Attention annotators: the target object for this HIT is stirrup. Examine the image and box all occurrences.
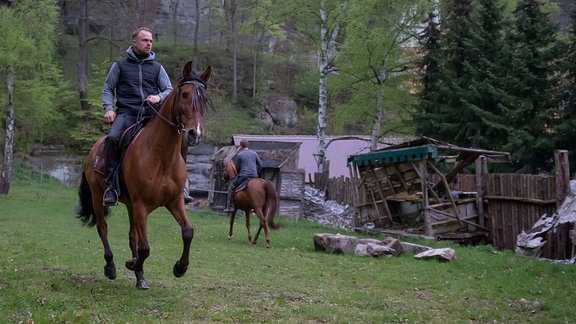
[183,188,194,204]
[103,187,119,206]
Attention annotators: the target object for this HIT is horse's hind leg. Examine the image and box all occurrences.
[244,211,253,244]
[93,199,117,279]
[253,208,270,248]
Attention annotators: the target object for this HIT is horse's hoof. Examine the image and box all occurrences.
[125,259,136,271]
[228,235,233,240]
[136,279,150,290]
[104,263,117,280]
[173,261,188,278]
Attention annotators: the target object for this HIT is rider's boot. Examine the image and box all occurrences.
[103,138,120,206]
[183,178,194,204]
[181,143,194,204]
[223,185,235,212]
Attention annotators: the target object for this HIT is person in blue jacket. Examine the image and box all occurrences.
[101,27,193,206]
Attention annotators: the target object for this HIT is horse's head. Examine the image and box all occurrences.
[222,159,238,182]
[175,61,212,146]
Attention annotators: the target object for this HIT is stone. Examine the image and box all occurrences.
[382,237,404,256]
[261,93,298,127]
[354,244,371,257]
[414,248,456,261]
[313,233,358,254]
[400,242,433,254]
[366,243,395,257]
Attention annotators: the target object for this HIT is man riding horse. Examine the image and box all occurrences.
[224,139,262,213]
[101,27,193,206]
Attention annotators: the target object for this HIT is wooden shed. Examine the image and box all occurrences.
[209,141,305,218]
[347,137,510,240]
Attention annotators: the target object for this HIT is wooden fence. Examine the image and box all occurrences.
[314,169,572,259]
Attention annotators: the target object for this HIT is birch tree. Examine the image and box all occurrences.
[279,0,344,173]
[0,0,60,194]
[334,0,432,150]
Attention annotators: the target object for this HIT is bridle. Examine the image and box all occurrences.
[144,78,207,134]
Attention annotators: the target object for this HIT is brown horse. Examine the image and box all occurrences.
[75,61,211,289]
[222,159,281,248]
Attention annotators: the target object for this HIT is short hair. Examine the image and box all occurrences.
[131,27,152,40]
[239,139,249,149]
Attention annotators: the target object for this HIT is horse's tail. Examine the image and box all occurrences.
[75,171,109,227]
[264,180,281,229]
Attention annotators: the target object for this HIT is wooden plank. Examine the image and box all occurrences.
[371,169,394,225]
[427,161,463,226]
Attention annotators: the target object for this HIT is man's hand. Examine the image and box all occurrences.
[104,110,116,124]
[146,95,161,104]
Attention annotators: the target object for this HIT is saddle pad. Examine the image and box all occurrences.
[92,139,107,175]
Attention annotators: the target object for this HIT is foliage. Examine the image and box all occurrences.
[555,4,576,170]
[1,177,576,322]
[331,0,430,138]
[0,0,66,151]
[501,0,565,172]
[5,0,576,176]
[416,0,567,173]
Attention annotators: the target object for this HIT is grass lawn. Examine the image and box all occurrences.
[1,173,575,323]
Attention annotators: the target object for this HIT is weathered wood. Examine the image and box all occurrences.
[555,150,569,207]
[475,156,488,229]
[340,147,570,259]
[483,196,556,205]
[427,161,463,226]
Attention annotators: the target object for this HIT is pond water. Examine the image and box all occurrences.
[27,154,85,187]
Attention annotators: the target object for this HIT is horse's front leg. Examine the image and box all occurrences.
[124,206,150,290]
[228,210,236,240]
[167,204,194,278]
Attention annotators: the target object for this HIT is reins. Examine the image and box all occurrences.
[143,101,185,133]
[141,79,207,134]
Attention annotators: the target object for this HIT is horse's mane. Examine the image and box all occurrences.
[156,71,212,123]
[176,72,212,115]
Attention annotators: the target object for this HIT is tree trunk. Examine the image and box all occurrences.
[226,0,238,102]
[317,1,336,173]
[1,65,15,195]
[77,0,89,110]
[193,0,200,64]
[170,0,180,46]
[252,22,259,100]
[371,80,384,151]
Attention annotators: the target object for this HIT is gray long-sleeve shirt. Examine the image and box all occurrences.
[235,149,262,178]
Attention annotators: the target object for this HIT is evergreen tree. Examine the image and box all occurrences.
[416,10,444,138]
[554,1,576,170]
[503,0,564,172]
[416,0,481,145]
[459,0,512,150]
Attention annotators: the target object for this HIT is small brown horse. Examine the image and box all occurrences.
[223,159,281,248]
[75,61,211,289]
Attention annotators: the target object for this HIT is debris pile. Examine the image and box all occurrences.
[303,187,354,230]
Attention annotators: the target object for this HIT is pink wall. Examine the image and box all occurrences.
[233,135,406,180]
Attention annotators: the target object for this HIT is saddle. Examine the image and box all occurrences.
[234,177,257,193]
[234,180,248,192]
[92,123,143,175]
